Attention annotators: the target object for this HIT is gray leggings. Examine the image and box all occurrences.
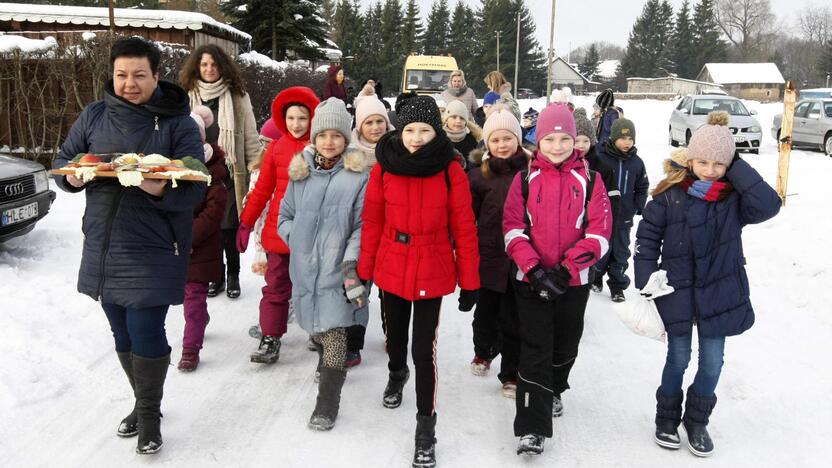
[312,327,347,370]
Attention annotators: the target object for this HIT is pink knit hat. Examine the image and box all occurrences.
[354,96,393,134]
[189,104,214,162]
[687,111,736,166]
[259,118,283,141]
[536,103,576,145]
[483,108,522,145]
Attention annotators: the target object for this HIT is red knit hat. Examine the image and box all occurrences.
[536,103,576,145]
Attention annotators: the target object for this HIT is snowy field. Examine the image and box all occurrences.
[1,97,830,467]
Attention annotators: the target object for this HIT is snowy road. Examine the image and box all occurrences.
[1,98,829,467]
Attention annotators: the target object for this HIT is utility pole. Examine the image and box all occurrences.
[514,10,521,98]
[496,30,502,71]
[827,73,830,88]
[546,0,557,105]
[109,0,115,32]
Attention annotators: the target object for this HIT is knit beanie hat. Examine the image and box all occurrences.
[573,108,597,144]
[596,88,615,109]
[610,118,636,144]
[190,104,213,162]
[311,97,353,144]
[535,103,576,144]
[687,111,736,166]
[445,99,469,122]
[483,91,501,106]
[523,107,539,127]
[396,95,443,135]
[355,96,393,135]
[483,108,522,146]
[259,117,282,141]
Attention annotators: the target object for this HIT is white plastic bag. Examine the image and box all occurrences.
[616,270,673,342]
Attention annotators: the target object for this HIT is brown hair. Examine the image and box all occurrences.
[180,44,246,96]
[652,149,690,196]
[483,71,508,92]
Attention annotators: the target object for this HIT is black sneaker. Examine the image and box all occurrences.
[250,336,281,364]
[552,393,564,418]
[684,423,714,457]
[611,289,626,303]
[226,274,241,299]
[655,421,681,449]
[383,367,410,409]
[517,434,545,455]
[207,279,225,298]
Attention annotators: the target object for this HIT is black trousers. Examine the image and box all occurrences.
[513,281,590,437]
[471,283,521,383]
[593,222,632,291]
[221,228,240,277]
[383,290,442,416]
[345,287,385,352]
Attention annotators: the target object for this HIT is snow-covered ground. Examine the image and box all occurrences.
[1,98,830,467]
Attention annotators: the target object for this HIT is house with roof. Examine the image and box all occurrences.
[627,75,724,96]
[0,2,250,57]
[696,63,785,102]
[550,56,599,94]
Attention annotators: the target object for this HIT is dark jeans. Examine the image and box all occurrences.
[513,281,590,437]
[221,228,240,277]
[102,303,170,358]
[471,284,520,383]
[382,290,442,417]
[660,329,725,398]
[592,221,632,290]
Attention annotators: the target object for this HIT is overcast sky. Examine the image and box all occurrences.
[359,0,818,56]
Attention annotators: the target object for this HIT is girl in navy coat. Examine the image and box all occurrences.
[634,112,780,457]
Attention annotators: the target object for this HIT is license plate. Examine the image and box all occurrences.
[1,202,38,226]
[734,135,745,142]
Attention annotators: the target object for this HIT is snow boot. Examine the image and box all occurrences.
[226,274,241,299]
[591,275,603,293]
[207,278,224,297]
[654,388,683,449]
[132,352,169,455]
[683,387,717,457]
[552,393,564,418]
[308,367,347,431]
[344,351,362,368]
[517,434,545,456]
[383,366,410,409]
[116,351,138,438]
[470,356,491,376]
[177,347,200,372]
[250,335,281,364]
[610,288,625,303]
[412,413,437,468]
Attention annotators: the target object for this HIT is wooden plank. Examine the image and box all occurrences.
[776,80,796,206]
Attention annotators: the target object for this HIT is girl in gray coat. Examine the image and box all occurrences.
[277,98,370,431]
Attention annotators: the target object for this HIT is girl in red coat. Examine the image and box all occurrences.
[178,106,228,372]
[358,96,480,468]
[502,104,612,456]
[236,86,320,364]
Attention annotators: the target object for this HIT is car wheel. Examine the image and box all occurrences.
[685,129,692,146]
[825,133,832,157]
[668,127,678,147]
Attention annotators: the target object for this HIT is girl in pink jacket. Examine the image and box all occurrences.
[502,103,612,456]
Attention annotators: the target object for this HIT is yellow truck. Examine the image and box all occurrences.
[401,54,459,95]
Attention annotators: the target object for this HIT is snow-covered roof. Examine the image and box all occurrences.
[552,56,599,85]
[0,2,251,42]
[627,76,721,87]
[597,59,619,79]
[701,63,785,85]
[238,50,289,72]
[0,34,56,53]
[320,47,342,60]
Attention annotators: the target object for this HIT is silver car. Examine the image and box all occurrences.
[771,99,832,156]
[0,154,55,243]
[669,95,763,154]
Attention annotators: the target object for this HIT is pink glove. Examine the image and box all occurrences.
[236,223,252,253]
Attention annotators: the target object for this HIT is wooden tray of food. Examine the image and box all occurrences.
[51,167,209,182]
[50,153,210,185]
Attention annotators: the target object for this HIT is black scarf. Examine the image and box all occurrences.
[375,131,457,177]
[603,139,638,161]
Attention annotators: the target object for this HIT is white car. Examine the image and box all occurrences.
[669,95,763,154]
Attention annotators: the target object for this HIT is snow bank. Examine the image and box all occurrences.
[238,50,289,72]
[0,34,56,54]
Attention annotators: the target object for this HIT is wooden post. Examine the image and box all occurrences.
[776,80,796,206]
[108,0,115,32]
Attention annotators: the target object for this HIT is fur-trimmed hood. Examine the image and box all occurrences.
[288,146,367,181]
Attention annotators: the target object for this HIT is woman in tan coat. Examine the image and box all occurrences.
[441,69,478,117]
[181,44,263,299]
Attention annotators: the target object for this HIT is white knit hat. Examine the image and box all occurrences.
[444,100,469,122]
[311,97,353,144]
[483,108,522,146]
[354,96,393,135]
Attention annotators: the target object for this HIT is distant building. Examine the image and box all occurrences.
[0,2,250,57]
[696,63,785,102]
[627,76,724,96]
[550,56,599,94]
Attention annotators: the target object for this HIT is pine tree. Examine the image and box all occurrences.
[401,0,425,56]
[656,0,676,74]
[691,0,727,76]
[507,0,546,94]
[321,0,336,26]
[332,0,362,61]
[672,0,697,78]
[378,0,404,91]
[448,1,477,76]
[579,43,601,81]
[618,0,675,80]
[423,0,452,55]
[354,2,385,82]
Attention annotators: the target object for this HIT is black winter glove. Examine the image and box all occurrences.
[458,289,479,312]
[548,264,572,293]
[527,265,564,302]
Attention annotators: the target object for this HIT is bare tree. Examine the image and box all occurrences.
[716,0,776,58]
[797,4,832,44]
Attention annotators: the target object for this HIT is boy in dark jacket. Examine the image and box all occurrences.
[593,118,649,302]
[595,89,623,146]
